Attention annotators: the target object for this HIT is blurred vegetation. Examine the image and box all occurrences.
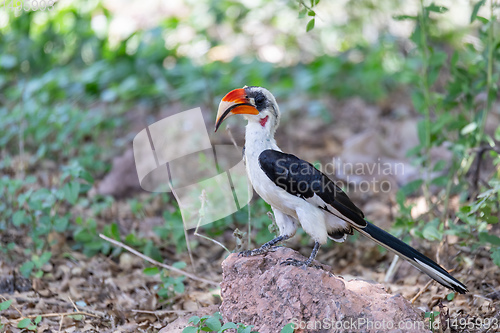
[0,1,499,322]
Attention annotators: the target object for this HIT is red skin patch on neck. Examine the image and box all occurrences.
[260,116,269,127]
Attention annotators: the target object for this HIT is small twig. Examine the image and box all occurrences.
[384,255,400,283]
[99,234,219,286]
[59,315,63,332]
[132,309,198,315]
[436,221,449,267]
[165,164,196,272]
[299,0,323,20]
[133,309,160,321]
[194,190,230,254]
[224,125,239,149]
[411,279,435,304]
[469,145,500,197]
[68,296,79,312]
[23,311,100,319]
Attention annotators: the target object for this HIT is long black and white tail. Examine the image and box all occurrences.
[354,220,468,294]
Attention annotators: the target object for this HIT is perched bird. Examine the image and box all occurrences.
[215,86,468,294]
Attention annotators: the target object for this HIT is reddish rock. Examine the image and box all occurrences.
[220,247,427,333]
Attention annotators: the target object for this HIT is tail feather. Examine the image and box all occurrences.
[354,220,468,294]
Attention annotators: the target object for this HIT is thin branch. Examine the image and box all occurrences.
[165,164,196,272]
[132,309,198,315]
[99,234,219,286]
[411,279,435,304]
[23,311,101,319]
[384,255,400,283]
[194,190,230,254]
[68,296,79,312]
[224,125,239,149]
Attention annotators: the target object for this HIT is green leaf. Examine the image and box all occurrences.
[80,170,94,185]
[144,241,163,262]
[429,51,447,67]
[109,222,120,240]
[12,211,27,227]
[431,175,449,187]
[306,19,315,32]
[20,261,35,278]
[392,15,417,21]
[34,315,42,324]
[281,323,295,333]
[143,267,160,276]
[426,4,448,13]
[494,126,500,141]
[475,16,489,24]
[471,0,486,22]
[0,299,12,311]
[479,232,500,246]
[417,120,429,146]
[173,261,187,269]
[433,160,447,171]
[182,326,198,333]
[188,316,201,325]
[157,288,171,299]
[307,10,315,16]
[492,248,500,267]
[221,322,238,331]
[422,218,443,241]
[70,314,83,321]
[63,181,80,204]
[32,252,52,269]
[460,122,477,135]
[446,292,455,301]
[40,251,52,264]
[17,318,32,329]
[54,216,69,232]
[237,326,253,333]
[173,281,185,294]
[298,8,307,19]
[204,316,222,331]
[399,179,423,196]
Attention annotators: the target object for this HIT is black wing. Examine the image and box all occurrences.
[258,149,366,228]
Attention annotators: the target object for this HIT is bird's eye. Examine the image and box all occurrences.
[254,94,265,105]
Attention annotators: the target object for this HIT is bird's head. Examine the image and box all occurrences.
[215,86,280,133]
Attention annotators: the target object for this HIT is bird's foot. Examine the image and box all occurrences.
[238,246,280,257]
[280,257,322,269]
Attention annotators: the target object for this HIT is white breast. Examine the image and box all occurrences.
[243,122,304,219]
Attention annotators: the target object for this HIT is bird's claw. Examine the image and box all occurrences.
[281,257,321,269]
[238,246,280,257]
[238,250,254,257]
[281,258,309,267]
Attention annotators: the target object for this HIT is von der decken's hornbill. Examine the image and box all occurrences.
[215,86,467,294]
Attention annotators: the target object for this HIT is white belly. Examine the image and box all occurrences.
[245,150,302,219]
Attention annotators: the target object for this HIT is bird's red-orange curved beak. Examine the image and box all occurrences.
[215,88,259,132]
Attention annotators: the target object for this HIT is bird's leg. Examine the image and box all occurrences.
[281,241,321,268]
[238,235,290,257]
